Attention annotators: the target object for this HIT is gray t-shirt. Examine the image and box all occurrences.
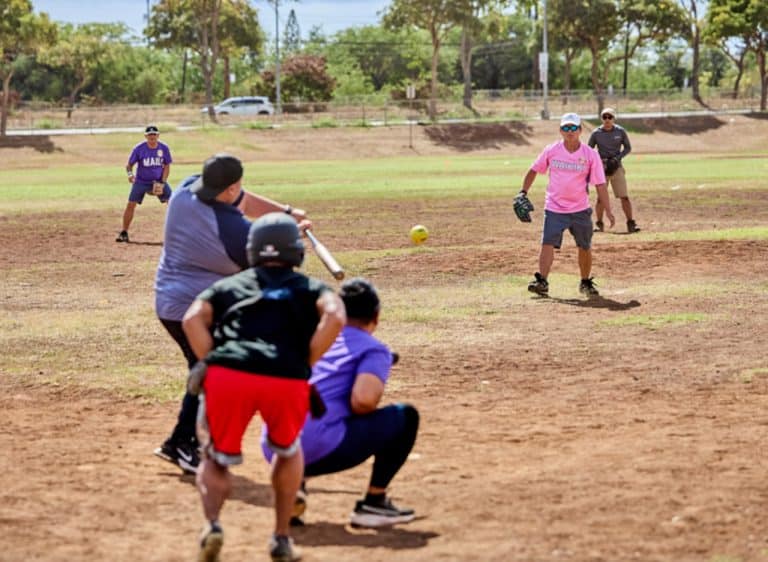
[155,176,251,321]
[588,124,632,161]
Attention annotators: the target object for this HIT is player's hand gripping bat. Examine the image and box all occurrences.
[305,229,345,280]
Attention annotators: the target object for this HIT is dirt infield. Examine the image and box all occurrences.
[2,116,768,562]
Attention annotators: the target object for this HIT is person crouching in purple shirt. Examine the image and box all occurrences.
[262,277,420,528]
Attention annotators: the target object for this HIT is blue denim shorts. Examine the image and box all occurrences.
[541,208,593,250]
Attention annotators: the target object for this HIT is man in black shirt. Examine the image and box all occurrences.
[183,213,345,562]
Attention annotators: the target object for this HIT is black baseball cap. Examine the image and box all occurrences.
[190,153,244,201]
[145,125,159,134]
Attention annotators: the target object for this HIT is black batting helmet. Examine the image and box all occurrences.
[247,212,305,267]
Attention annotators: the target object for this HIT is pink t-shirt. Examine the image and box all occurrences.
[531,141,606,213]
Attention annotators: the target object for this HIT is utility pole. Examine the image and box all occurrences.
[271,1,282,115]
[540,0,549,120]
[146,0,151,45]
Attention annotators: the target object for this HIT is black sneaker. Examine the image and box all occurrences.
[198,522,223,562]
[579,277,599,297]
[527,272,549,296]
[594,220,604,232]
[627,220,640,233]
[290,482,307,526]
[269,534,301,562]
[350,497,416,528]
[153,439,200,474]
[115,230,129,243]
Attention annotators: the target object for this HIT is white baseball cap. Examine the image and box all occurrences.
[601,107,616,118]
[560,112,581,127]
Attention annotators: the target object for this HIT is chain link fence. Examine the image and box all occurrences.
[6,87,764,133]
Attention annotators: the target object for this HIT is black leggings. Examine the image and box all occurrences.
[159,318,200,445]
[304,403,419,490]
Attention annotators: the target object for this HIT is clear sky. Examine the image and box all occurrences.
[32,0,391,40]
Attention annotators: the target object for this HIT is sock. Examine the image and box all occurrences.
[364,492,386,505]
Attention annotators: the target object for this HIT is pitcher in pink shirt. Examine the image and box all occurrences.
[520,113,615,297]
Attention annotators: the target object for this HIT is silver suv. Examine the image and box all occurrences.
[203,96,275,116]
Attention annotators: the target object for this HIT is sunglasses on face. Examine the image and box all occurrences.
[602,115,614,120]
[560,124,579,132]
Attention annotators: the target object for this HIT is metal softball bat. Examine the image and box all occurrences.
[305,229,345,280]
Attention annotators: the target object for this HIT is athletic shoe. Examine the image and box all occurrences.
[627,220,641,233]
[594,220,604,232]
[198,522,223,562]
[153,439,200,474]
[579,277,599,297]
[269,534,301,562]
[115,230,129,243]
[350,497,416,528]
[527,272,549,296]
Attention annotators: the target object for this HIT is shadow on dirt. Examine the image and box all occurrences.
[294,520,439,550]
[228,473,273,508]
[744,111,768,121]
[0,135,60,153]
[127,240,163,247]
[536,295,641,311]
[424,122,534,151]
[610,115,726,135]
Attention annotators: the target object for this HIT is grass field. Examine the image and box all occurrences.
[1,124,767,562]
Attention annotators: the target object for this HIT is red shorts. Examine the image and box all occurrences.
[202,365,309,457]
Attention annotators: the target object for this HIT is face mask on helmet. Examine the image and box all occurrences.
[247,212,305,267]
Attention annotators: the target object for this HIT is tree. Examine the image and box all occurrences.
[457,1,509,113]
[678,0,709,108]
[147,0,264,120]
[0,0,56,135]
[218,1,264,99]
[469,10,537,91]
[38,23,129,111]
[261,54,335,103]
[712,36,750,98]
[324,26,431,92]
[547,0,584,101]
[707,0,768,109]
[549,0,687,113]
[383,0,472,120]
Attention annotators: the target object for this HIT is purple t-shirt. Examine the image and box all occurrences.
[261,325,393,464]
[531,140,605,213]
[128,141,172,183]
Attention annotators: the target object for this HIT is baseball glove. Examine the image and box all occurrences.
[152,181,165,196]
[602,157,620,177]
[513,191,535,222]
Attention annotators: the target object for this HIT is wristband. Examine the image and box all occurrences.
[127,170,134,176]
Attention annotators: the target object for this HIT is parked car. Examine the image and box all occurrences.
[201,96,275,116]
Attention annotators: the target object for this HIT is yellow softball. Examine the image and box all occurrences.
[409,224,429,245]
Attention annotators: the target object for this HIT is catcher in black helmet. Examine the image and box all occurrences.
[182,212,346,562]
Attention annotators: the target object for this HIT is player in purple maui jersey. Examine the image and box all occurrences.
[116,125,173,243]
[521,113,615,297]
[262,278,420,528]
